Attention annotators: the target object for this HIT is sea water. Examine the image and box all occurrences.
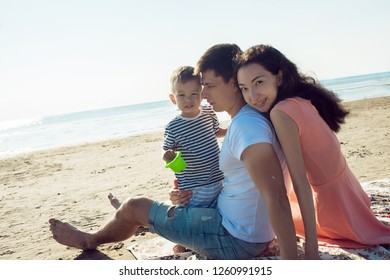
[1,71,389,157]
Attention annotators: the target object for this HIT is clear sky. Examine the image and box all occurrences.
[1,0,389,122]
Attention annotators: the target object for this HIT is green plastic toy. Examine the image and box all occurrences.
[165,151,186,173]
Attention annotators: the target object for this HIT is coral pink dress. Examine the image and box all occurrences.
[273,97,390,248]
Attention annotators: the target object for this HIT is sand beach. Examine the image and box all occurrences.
[0,96,389,260]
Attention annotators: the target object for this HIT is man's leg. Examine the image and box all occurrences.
[49,196,153,250]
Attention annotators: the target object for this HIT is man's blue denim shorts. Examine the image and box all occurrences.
[148,201,270,260]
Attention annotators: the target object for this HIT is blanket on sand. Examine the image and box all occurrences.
[128,179,390,260]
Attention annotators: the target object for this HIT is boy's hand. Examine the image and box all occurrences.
[163,149,177,162]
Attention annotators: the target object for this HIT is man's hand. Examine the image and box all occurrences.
[169,179,192,206]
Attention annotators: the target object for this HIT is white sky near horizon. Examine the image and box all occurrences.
[0,0,389,122]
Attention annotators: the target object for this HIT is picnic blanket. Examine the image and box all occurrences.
[128,179,390,260]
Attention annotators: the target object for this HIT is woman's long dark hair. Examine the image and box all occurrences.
[236,45,349,132]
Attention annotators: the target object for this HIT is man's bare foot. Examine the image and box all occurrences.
[108,193,121,209]
[173,244,190,254]
[49,218,96,250]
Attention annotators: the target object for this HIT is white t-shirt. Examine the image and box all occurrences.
[217,105,288,243]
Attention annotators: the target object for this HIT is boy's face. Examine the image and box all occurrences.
[170,78,202,118]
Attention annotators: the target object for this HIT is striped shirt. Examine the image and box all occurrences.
[163,105,224,190]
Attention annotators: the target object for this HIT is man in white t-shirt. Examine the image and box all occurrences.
[217,104,287,243]
[48,44,298,260]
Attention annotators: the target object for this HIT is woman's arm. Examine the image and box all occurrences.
[241,142,298,260]
[270,109,319,259]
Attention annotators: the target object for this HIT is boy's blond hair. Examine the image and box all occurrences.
[170,66,201,94]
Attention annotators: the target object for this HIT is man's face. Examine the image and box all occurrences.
[200,70,236,113]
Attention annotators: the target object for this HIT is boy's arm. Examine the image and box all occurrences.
[215,127,227,138]
[209,106,226,138]
[162,125,177,161]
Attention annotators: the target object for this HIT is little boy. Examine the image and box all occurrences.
[163,66,225,209]
[108,66,225,254]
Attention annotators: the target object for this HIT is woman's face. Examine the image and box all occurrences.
[237,63,282,113]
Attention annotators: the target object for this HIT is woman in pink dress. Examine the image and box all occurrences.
[236,44,390,259]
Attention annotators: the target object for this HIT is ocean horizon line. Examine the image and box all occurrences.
[1,71,390,158]
[320,70,390,83]
[2,70,389,125]
[1,95,389,160]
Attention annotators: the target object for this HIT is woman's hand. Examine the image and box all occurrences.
[304,242,320,260]
[169,179,192,206]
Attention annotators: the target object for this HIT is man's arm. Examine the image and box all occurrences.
[241,142,298,260]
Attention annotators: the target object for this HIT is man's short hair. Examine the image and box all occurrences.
[195,44,242,83]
